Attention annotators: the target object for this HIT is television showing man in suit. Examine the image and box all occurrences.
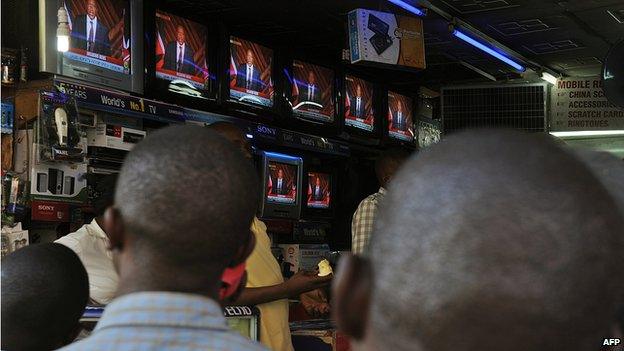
[299,71,322,105]
[307,173,331,209]
[71,0,111,56]
[349,84,366,119]
[392,99,407,131]
[270,169,289,195]
[235,49,263,92]
[163,25,196,75]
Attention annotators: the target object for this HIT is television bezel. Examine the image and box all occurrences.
[340,72,382,141]
[143,2,220,107]
[383,88,417,146]
[259,151,303,220]
[302,167,335,219]
[39,0,144,94]
[219,29,282,123]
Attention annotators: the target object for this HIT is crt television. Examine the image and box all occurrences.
[39,0,144,93]
[387,91,415,143]
[228,36,275,109]
[304,170,334,219]
[259,151,303,220]
[289,60,336,124]
[153,9,212,99]
[344,74,375,133]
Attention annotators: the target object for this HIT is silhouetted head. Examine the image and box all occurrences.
[334,130,624,351]
[2,243,89,350]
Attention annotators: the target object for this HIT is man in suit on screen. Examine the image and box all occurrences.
[236,49,263,92]
[392,99,407,131]
[71,0,111,56]
[270,169,289,196]
[312,176,326,202]
[299,71,321,105]
[349,84,366,119]
[163,25,196,75]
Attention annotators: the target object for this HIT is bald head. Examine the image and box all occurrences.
[367,130,624,351]
[110,125,258,294]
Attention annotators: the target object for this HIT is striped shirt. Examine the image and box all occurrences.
[60,292,268,351]
[351,187,386,255]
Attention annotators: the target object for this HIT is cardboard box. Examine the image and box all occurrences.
[30,161,87,203]
[279,244,331,276]
[87,123,146,151]
[348,8,426,70]
[1,223,29,257]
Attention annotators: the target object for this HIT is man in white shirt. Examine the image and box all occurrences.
[56,175,119,305]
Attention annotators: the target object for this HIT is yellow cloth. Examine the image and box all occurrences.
[247,218,293,351]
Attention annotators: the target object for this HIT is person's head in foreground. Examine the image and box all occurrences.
[333,129,624,351]
[375,147,410,188]
[1,243,89,350]
[104,125,258,298]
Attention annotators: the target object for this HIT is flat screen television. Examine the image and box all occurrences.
[39,0,144,93]
[153,10,211,99]
[228,36,274,108]
[344,75,375,132]
[387,91,414,143]
[259,151,302,219]
[290,60,335,123]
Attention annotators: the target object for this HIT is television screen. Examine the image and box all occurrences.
[266,161,297,204]
[387,91,414,142]
[307,172,331,209]
[65,0,131,75]
[229,36,274,107]
[291,60,335,122]
[154,10,209,97]
[344,75,374,131]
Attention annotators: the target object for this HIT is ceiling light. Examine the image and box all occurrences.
[541,72,558,85]
[386,0,425,17]
[550,130,624,138]
[452,29,526,72]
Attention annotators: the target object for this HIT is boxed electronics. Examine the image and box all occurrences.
[279,244,331,274]
[1,223,29,258]
[30,161,88,203]
[87,122,146,151]
[37,91,86,163]
[348,8,426,70]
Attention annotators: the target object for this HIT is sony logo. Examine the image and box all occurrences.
[38,205,55,211]
[256,125,277,136]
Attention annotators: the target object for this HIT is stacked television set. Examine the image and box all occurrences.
[39,0,144,93]
[386,90,415,143]
[258,151,303,219]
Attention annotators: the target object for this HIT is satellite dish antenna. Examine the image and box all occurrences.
[602,38,624,109]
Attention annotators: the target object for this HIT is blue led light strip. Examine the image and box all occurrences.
[386,0,425,17]
[452,29,526,72]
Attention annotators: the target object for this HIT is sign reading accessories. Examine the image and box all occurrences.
[551,76,624,130]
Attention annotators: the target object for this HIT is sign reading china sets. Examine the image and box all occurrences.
[550,76,624,131]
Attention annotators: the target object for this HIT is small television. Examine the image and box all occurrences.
[344,74,375,133]
[227,36,275,109]
[39,0,144,93]
[152,9,213,99]
[387,91,415,143]
[303,170,334,219]
[289,60,336,124]
[259,151,303,220]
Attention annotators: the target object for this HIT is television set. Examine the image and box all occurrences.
[259,151,302,219]
[228,36,274,108]
[290,60,335,123]
[344,75,375,132]
[39,0,144,93]
[306,172,331,209]
[387,91,414,143]
[153,10,211,99]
